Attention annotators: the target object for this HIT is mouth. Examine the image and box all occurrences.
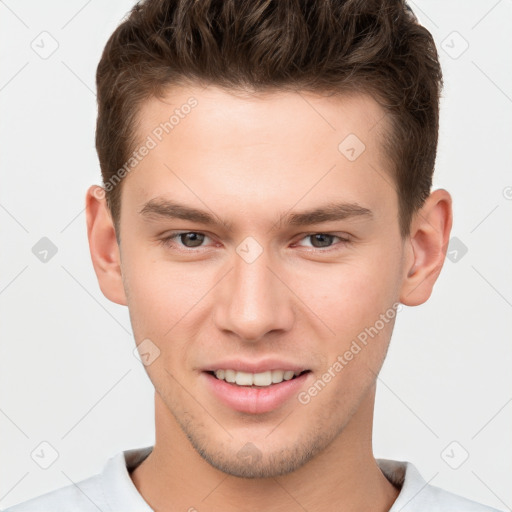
[205,369,311,387]
[201,369,313,414]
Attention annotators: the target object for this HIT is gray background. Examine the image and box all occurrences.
[0,0,511,510]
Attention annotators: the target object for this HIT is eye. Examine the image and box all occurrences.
[159,231,351,252]
[295,233,350,250]
[160,231,212,249]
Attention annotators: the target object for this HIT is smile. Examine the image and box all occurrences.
[208,369,309,387]
[202,370,313,414]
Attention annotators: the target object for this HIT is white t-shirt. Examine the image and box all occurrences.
[2,446,503,512]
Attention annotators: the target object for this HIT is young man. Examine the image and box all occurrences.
[4,0,502,511]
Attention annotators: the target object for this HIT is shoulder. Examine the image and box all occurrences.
[377,458,504,512]
[1,473,105,512]
[422,483,503,512]
[2,447,153,512]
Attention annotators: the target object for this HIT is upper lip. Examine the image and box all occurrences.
[201,359,310,374]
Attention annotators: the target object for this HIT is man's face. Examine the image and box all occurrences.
[118,85,407,478]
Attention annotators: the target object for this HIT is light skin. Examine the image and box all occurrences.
[86,85,452,511]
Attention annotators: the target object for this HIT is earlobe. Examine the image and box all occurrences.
[400,189,453,306]
[85,185,127,306]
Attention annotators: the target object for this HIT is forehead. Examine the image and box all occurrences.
[135,84,390,156]
[123,84,397,230]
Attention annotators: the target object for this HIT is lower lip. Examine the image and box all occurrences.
[201,371,311,414]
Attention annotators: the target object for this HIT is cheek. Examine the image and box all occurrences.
[123,251,227,354]
[123,258,201,385]
[299,262,399,405]
[291,255,401,396]
[293,256,399,341]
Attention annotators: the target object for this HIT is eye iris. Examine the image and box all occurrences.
[180,232,204,247]
[311,234,333,248]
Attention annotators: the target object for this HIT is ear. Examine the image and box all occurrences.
[400,188,453,306]
[85,185,127,306]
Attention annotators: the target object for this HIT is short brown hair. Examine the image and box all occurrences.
[95,0,443,239]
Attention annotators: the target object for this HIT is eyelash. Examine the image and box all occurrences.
[158,231,351,253]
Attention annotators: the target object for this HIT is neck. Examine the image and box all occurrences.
[131,385,399,511]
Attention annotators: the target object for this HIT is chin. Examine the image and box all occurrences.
[175,412,341,479]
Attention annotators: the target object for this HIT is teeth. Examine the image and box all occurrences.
[253,371,272,386]
[235,371,253,386]
[213,369,303,386]
[271,370,280,383]
[224,369,236,383]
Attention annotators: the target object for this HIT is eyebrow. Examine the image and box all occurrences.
[139,198,373,231]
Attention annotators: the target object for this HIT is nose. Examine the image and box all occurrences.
[213,245,295,342]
